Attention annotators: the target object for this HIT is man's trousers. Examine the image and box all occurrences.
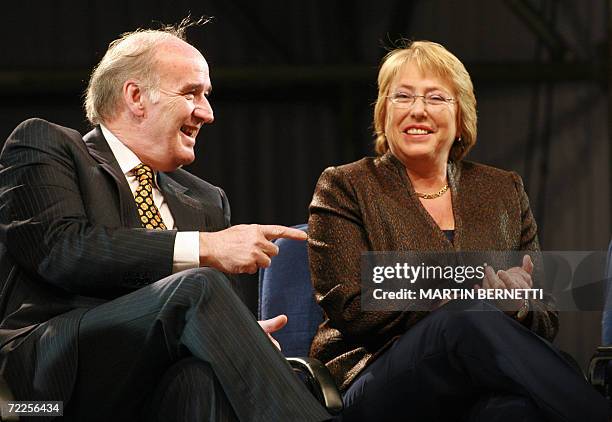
[63,268,329,422]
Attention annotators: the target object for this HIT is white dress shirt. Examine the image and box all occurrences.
[100,125,200,273]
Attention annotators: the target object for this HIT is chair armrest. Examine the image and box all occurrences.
[588,346,612,398]
[287,357,343,415]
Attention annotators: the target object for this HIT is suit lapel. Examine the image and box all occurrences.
[83,126,210,231]
[83,127,141,228]
[157,173,210,231]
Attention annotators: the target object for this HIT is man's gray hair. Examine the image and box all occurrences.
[84,16,210,125]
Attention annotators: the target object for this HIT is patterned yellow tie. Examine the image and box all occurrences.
[132,163,167,230]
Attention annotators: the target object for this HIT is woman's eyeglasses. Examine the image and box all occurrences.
[387,92,455,108]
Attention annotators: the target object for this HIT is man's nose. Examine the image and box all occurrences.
[194,98,214,124]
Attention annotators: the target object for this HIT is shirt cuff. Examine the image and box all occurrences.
[172,231,200,273]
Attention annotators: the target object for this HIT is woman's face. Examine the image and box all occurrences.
[384,62,459,168]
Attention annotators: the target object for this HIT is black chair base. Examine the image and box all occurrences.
[589,346,612,400]
[288,357,343,415]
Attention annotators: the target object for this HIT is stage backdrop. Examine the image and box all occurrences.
[0,0,609,369]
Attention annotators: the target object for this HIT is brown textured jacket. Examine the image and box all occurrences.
[307,152,559,392]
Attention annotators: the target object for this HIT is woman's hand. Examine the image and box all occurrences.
[474,255,533,314]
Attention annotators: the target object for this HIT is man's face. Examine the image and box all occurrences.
[139,41,214,172]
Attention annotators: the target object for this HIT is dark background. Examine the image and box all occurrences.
[1,0,610,369]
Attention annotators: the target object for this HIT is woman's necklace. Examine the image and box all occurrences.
[415,184,449,199]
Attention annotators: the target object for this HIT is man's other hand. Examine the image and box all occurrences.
[199,224,307,274]
[258,314,288,351]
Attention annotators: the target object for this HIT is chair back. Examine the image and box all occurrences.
[258,224,323,357]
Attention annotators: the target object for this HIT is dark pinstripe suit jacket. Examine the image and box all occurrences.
[0,118,230,403]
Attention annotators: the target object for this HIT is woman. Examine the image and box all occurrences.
[308,41,607,421]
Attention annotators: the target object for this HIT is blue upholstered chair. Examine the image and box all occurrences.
[258,224,322,357]
[258,224,342,415]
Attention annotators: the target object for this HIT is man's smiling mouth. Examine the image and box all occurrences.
[180,125,198,137]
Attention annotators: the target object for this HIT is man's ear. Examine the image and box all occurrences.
[123,80,145,117]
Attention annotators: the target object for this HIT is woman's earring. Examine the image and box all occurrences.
[456,136,464,150]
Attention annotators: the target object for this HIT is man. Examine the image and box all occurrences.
[0,20,330,422]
